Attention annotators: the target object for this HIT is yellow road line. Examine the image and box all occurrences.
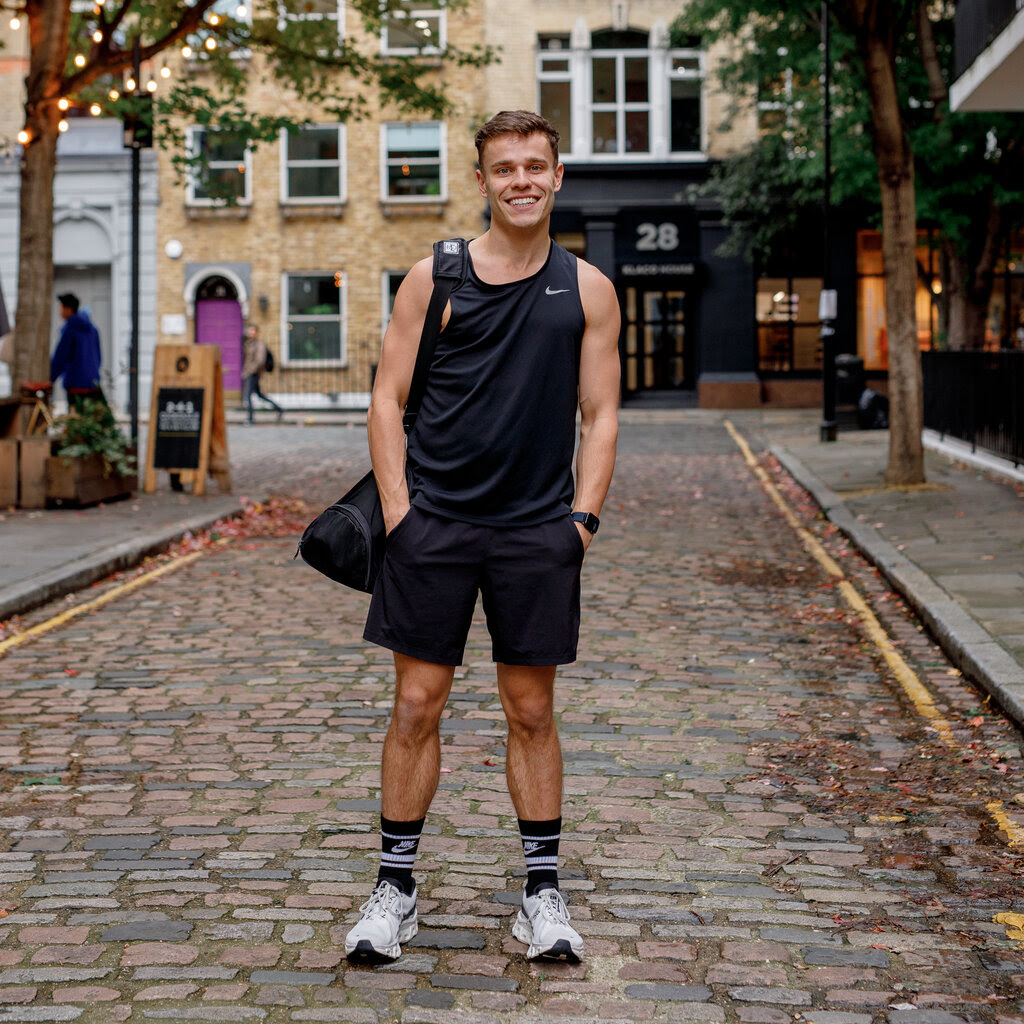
[725,420,1024,857]
[724,419,957,748]
[0,548,208,655]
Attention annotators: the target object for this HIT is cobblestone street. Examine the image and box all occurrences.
[2,416,1024,1023]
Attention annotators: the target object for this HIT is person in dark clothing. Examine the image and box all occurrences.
[345,111,620,967]
[51,293,104,411]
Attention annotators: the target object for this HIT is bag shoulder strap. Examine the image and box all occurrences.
[403,238,468,435]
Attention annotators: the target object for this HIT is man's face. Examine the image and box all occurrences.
[58,303,72,320]
[476,132,563,231]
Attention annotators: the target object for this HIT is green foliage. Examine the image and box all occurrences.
[54,399,137,479]
[62,0,497,202]
[674,1,1024,267]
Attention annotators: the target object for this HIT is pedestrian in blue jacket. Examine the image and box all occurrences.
[51,293,104,410]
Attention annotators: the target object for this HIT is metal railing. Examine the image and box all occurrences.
[955,0,1023,77]
[922,350,1024,466]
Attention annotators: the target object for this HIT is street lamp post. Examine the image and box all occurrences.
[819,0,838,442]
[121,36,143,447]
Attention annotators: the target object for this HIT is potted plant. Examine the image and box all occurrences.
[46,398,138,507]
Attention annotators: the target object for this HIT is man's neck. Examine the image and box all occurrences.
[471,227,551,285]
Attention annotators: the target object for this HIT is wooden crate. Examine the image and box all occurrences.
[19,436,51,509]
[0,438,16,507]
[46,453,137,508]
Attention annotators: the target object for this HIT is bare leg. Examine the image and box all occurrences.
[496,663,562,819]
[381,652,456,820]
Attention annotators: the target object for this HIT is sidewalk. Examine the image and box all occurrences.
[3,409,1024,733]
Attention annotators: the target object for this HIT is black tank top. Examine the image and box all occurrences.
[407,241,585,526]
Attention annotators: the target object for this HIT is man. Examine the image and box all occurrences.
[346,110,620,965]
[50,293,103,410]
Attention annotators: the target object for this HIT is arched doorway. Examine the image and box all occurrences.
[195,275,243,390]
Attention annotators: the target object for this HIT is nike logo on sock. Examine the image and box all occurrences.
[391,840,417,854]
[545,287,570,295]
[523,841,544,854]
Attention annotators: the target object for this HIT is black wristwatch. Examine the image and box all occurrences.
[571,511,600,535]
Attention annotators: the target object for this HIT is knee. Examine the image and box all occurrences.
[391,686,445,740]
[504,697,555,740]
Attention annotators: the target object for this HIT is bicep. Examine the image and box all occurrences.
[373,258,434,408]
[578,266,621,418]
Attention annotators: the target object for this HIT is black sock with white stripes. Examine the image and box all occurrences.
[518,816,561,896]
[377,815,424,897]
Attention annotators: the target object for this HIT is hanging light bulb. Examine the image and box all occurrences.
[181,44,193,58]
[9,15,21,29]
[204,36,217,50]
[160,65,171,78]
[92,29,103,42]
[58,119,69,132]
[74,53,87,67]
[108,88,119,100]
[89,103,102,116]
[17,129,30,145]
[236,3,246,16]
[146,79,157,92]
[209,13,220,24]
[58,97,70,110]
[125,76,136,91]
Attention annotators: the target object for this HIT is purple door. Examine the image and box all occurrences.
[195,299,244,389]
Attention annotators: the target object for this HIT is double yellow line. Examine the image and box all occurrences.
[724,419,1024,855]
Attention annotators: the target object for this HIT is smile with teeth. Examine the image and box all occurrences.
[509,197,538,206]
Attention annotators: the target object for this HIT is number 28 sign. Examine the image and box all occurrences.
[616,212,697,277]
[635,222,680,252]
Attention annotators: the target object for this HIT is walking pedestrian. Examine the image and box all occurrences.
[241,323,283,423]
[51,293,105,411]
[345,110,620,965]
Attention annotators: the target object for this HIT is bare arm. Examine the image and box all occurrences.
[574,259,621,550]
[366,255,436,534]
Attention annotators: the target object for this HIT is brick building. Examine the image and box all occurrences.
[155,0,488,412]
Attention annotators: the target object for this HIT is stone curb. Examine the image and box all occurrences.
[771,444,1024,730]
[0,499,247,623]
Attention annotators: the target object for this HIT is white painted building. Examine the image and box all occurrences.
[0,118,159,414]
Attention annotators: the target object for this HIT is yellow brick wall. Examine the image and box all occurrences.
[480,0,757,160]
[156,1,489,400]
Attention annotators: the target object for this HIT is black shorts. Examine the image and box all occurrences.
[363,507,585,667]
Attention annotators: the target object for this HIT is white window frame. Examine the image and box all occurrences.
[277,0,345,36]
[380,121,447,203]
[185,125,252,206]
[281,271,347,367]
[279,123,347,204]
[536,28,706,162]
[381,1,446,55]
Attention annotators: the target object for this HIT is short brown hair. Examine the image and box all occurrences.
[474,110,560,166]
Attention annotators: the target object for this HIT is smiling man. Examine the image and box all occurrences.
[346,110,620,965]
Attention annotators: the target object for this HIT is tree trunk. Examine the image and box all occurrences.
[942,200,1001,351]
[856,15,925,486]
[12,0,70,387]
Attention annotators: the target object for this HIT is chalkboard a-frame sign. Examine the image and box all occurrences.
[153,387,204,469]
[143,345,231,495]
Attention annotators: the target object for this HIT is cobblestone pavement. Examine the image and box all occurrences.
[3,418,1024,1023]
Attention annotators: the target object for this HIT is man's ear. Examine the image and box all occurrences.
[553,162,564,192]
[476,167,487,198]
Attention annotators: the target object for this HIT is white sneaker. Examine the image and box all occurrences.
[344,880,418,963]
[512,886,583,962]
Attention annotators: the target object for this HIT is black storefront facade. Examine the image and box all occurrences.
[553,162,860,409]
